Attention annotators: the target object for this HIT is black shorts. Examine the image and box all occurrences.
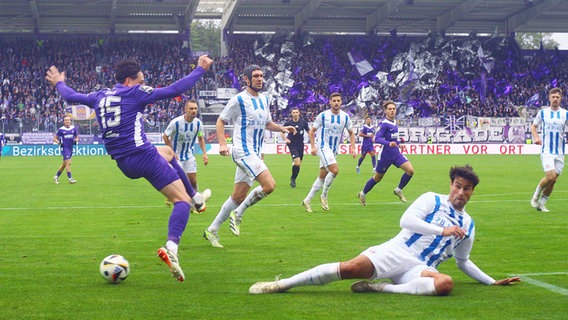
[288,144,304,160]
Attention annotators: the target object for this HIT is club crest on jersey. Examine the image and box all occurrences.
[139,85,155,94]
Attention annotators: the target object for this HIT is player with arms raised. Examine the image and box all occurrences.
[45,55,213,282]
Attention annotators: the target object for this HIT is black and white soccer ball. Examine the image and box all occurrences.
[99,254,130,284]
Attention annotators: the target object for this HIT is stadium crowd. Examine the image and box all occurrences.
[1,33,567,136]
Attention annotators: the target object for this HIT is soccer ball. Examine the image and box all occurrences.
[99,254,130,284]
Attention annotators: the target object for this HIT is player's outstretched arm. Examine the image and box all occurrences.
[45,66,66,86]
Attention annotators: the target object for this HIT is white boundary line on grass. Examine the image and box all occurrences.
[513,272,568,296]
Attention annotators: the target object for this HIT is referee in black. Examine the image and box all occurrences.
[280,107,310,188]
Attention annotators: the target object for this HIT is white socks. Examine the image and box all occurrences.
[532,185,543,200]
[279,262,341,290]
[381,277,436,295]
[165,240,178,255]
[208,196,239,233]
[305,177,324,202]
[321,172,336,198]
[235,186,267,218]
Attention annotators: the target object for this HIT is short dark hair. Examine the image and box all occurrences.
[330,92,342,100]
[382,100,396,109]
[115,60,141,83]
[449,165,479,187]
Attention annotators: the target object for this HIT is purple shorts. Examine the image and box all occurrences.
[116,147,178,191]
[375,152,408,174]
[61,147,73,160]
[361,143,375,155]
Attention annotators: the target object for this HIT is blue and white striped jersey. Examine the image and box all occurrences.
[393,192,475,268]
[532,106,568,156]
[219,90,272,159]
[163,116,203,161]
[312,110,353,153]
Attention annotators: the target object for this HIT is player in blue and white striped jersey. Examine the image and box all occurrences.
[301,92,356,212]
[203,64,296,248]
[249,165,520,295]
[163,100,210,211]
[530,87,568,212]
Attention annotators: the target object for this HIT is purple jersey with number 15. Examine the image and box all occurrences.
[55,67,205,160]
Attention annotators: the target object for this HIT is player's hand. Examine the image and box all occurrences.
[283,126,297,135]
[45,66,66,86]
[442,225,466,239]
[197,55,213,71]
[311,147,317,156]
[494,277,521,286]
[219,144,230,157]
[203,154,209,166]
[285,139,291,144]
[533,138,542,145]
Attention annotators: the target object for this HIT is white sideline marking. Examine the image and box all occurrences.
[513,272,568,296]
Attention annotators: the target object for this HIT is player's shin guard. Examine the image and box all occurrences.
[170,159,197,197]
[167,201,190,244]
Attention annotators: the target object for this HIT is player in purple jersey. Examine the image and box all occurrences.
[356,116,377,174]
[357,100,415,206]
[45,55,213,282]
[53,116,78,184]
[249,165,520,295]
[280,107,310,188]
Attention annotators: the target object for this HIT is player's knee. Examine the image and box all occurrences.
[262,181,276,194]
[232,193,247,204]
[434,274,453,296]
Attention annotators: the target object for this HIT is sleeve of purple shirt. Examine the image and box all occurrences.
[140,66,205,104]
[55,82,97,106]
[374,124,391,146]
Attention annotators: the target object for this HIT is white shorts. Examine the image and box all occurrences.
[233,154,268,186]
[361,240,438,284]
[541,153,564,174]
[317,147,337,169]
[180,154,197,174]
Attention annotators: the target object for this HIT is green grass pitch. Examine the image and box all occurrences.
[1,153,567,319]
